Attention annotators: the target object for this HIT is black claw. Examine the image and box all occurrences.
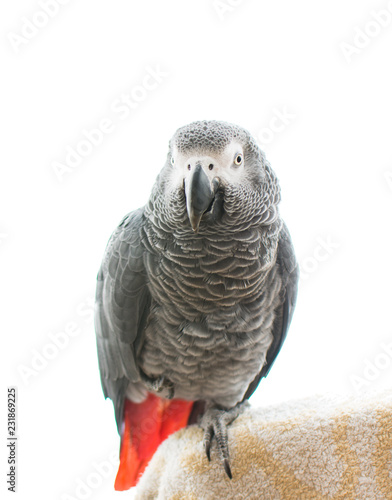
[223,459,232,479]
[206,442,211,462]
[204,426,213,461]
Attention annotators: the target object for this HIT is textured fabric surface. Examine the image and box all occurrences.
[134,391,392,500]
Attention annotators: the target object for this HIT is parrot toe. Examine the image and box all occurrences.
[223,458,232,480]
[140,373,175,399]
[200,401,249,479]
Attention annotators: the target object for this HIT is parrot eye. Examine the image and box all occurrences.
[234,154,243,166]
[170,157,175,166]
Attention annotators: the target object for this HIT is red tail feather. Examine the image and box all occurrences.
[114,394,193,491]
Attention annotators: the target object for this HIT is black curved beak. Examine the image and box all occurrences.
[185,164,218,232]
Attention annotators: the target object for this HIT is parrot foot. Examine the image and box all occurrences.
[200,400,249,480]
[140,372,175,399]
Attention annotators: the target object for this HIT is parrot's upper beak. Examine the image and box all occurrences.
[185,164,218,232]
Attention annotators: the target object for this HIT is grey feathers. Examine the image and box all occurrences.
[94,209,151,428]
[172,120,243,154]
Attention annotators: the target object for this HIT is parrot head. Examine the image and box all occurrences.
[161,120,280,233]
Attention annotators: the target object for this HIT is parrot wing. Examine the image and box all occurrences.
[242,222,299,401]
[95,208,151,430]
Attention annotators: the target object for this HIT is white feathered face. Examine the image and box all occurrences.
[168,141,246,232]
[169,141,246,189]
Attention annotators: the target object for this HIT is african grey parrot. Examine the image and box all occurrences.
[94,120,299,490]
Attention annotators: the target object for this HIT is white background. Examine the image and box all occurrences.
[1,1,392,498]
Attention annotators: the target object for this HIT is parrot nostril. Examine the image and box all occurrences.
[187,164,191,171]
[208,164,214,171]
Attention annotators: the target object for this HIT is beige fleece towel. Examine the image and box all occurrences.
[134,391,392,500]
